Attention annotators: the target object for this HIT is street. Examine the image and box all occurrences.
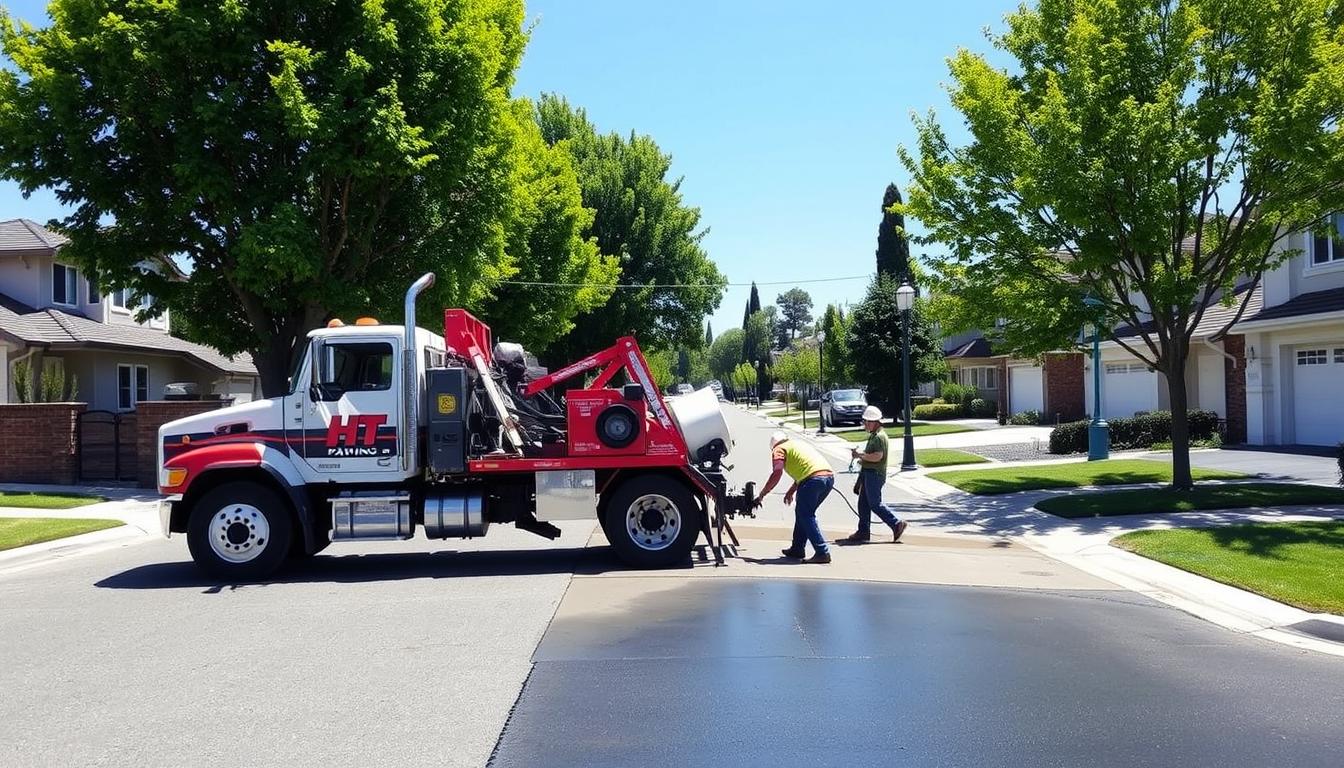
[1,405,1342,767]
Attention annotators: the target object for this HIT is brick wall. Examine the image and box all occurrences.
[1043,353,1085,423]
[0,403,85,484]
[995,358,1009,416]
[135,400,232,488]
[1222,335,1247,444]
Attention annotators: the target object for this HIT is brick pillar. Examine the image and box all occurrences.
[0,403,86,484]
[136,400,232,488]
[996,358,1009,417]
[1043,352,1085,423]
[1222,335,1247,444]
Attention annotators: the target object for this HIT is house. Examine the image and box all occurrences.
[0,219,259,411]
[941,327,1086,423]
[1232,212,1344,447]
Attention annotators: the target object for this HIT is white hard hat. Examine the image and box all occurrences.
[770,430,788,447]
[862,405,883,422]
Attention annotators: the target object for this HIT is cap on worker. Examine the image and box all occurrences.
[862,405,883,422]
[770,430,788,447]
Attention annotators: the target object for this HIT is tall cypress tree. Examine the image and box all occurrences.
[876,184,910,279]
[704,321,713,347]
[748,282,761,314]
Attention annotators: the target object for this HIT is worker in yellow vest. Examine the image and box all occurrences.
[755,430,834,563]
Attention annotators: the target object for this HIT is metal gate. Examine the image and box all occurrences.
[77,410,138,482]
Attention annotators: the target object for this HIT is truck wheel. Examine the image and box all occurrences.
[187,481,293,581]
[603,475,700,569]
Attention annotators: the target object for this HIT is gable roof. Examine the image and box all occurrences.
[0,219,69,253]
[1236,286,1344,326]
[0,292,255,376]
[1111,283,1263,342]
[945,336,996,359]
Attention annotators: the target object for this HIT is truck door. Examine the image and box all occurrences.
[296,336,403,477]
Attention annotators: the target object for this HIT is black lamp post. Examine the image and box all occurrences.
[816,330,827,434]
[897,280,917,470]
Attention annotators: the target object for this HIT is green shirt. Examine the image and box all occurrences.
[860,429,889,475]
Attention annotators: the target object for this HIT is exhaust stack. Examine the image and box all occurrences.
[402,272,436,473]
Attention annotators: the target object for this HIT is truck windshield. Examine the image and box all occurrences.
[287,344,310,396]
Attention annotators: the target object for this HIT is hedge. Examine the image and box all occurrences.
[968,398,997,418]
[1009,410,1042,426]
[914,403,963,420]
[1048,410,1222,454]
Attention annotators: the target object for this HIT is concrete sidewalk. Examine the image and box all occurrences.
[0,485,162,573]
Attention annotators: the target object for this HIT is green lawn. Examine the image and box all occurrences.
[928,459,1246,495]
[1037,483,1344,518]
[916,448,991,469]
[0,491,104,509]
[837,424,974,441]
[1113,521,1344,614]
[0,517,124,551]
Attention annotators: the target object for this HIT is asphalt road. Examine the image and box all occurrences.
[2,403,1342,767]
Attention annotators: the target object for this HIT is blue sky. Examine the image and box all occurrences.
[0,0,1019,340]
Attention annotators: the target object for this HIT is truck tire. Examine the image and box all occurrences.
[603,475,700,569]
[187,481,293,581]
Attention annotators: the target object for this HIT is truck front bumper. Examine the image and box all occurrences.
[158,495,182,539]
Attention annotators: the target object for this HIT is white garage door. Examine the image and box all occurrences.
[1292,346,1344,446]
[1104,362,1159,418]
[1009,365,1043,415]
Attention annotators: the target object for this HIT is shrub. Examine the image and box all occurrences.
[940,382,976,409]
[1047,410,1222,454]
[1009,410,1042,426]
[931,397,946,405]
[911,395,934,407]
[968,398,998,418]
[914,403,963,420]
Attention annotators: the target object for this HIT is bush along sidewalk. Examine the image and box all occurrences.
[1049,410,1220,454]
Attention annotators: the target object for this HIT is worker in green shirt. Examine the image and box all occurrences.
[841,406,907,543]
[755,430,834,563]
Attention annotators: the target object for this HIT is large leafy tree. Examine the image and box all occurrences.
[476,99,619,350]
[535,94,725,363]
[707,327,744,381]
[847,275,944,412]
[0,0,529,395]
[876,183,911,278]
[775,287,814,340]
[901,0,1344,488]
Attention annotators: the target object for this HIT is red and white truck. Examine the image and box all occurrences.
[157,274,749,579]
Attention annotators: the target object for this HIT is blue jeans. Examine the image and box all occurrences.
[791,474,833,555]
[856,468,900,534]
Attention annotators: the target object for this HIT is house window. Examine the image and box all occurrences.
[1296,349,1328,366]
[111,288,153,313]
[1310,213,1344,265]
[117,364,150,410]
[1105,362,1148,374]
[959,366,999,389]
[87,279,98,304]
[1335,349,1344,364]
[52,263,79,306]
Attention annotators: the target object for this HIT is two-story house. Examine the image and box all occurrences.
[0,218,259,411]
[1233,212,1344,447]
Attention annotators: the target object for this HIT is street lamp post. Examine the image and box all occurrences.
[816,330,827,434]
[1083,295,1110,461]
[896,281,917,470]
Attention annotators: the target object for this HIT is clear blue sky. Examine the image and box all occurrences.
[0,0,1019,340]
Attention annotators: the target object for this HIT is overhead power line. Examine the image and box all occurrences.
[494,274,873,289]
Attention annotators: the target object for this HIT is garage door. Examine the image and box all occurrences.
[1104,362,1159,418]
[1009,365,1043,415]
[1292,346,1344,446]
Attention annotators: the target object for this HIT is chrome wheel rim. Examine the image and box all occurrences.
[625,493,681,551]
[208,503,270,563]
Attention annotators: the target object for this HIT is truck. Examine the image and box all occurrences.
[156,274,752,579]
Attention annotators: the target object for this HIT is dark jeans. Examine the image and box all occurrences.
[791,473,833,555]
[856,468,900,534]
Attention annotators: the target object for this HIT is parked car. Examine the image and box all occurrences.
[820,388,868,427]
[707,380,725,401]
[675,383,694,395]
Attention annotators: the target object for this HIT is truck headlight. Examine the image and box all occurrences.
[160,467,188,490]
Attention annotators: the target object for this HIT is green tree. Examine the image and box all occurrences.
[0,0,529,394]
[900,0,1344,488]
[748,282,761,314]
[876,183,912,279]
[775,287,814,341]
[819,304,852,387]
[475,99,620,350]
[707,328,745,380]
[644,349,676,392]
[772,350,800,414]
[536,94,725,363]
[676,349,691,381]
[763,305,787,351]
[743,309,773,398]
[847,275,944,413]
[704,321,713,347]
[730,362,756,401]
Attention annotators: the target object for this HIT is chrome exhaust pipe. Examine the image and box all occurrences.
[403,273,436,473]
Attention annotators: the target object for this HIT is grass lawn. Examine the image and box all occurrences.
[837,424,974,441]
[1037,483,1344,518]
[0,491,104,509]
[1113,521,1344,614]
[916,448,990,469]
[928,458,1246,495]
[0,517,123,551]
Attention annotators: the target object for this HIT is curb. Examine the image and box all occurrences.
[0,524,154,576]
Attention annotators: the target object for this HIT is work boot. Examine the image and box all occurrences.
[840,531,870,544]
[891,521,908,542]
[806,552,832,564]
[781,548,805,559]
